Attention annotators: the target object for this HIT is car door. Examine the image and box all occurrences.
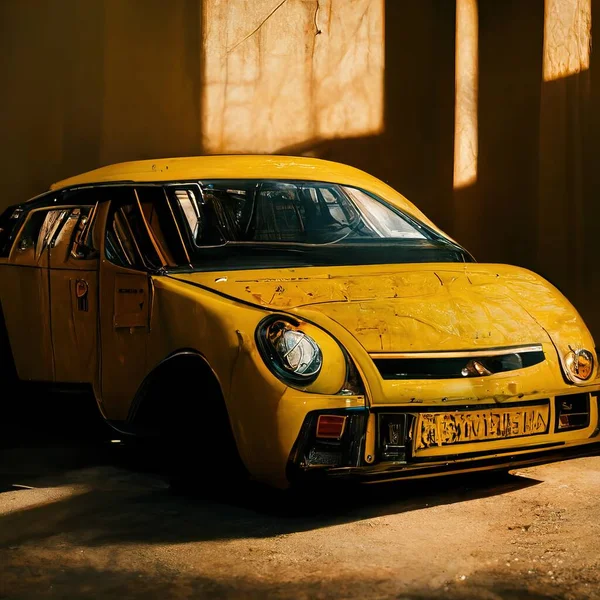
[1,206,69,381]
[98,185,188,421]
[47,194,100,383]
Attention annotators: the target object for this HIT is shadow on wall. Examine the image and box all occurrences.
[0,0,203,211]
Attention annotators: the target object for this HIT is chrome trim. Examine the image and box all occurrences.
[370,344,544,360]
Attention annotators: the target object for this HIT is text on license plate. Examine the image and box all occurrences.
[414,405,550,451]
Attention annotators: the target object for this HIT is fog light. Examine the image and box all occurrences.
[555,394,590,431]
[316,415,346,439]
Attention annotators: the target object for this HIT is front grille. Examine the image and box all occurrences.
[372,345,545,380]
[555,393,590,432]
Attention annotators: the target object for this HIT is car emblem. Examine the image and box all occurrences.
[461,359,493,377]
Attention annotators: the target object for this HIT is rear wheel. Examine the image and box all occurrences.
[0,302,18,383]
[0,302,21,445]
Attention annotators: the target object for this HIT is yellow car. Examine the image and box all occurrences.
[1,156,599,488]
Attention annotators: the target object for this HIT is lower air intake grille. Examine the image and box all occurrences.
[372,346,545,380]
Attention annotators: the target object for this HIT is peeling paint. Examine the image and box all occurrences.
[171,262,597,363]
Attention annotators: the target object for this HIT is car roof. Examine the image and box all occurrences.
[48,155,441,234]
[51,155,377,189]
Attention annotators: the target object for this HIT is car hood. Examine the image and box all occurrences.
[168,263,584,354]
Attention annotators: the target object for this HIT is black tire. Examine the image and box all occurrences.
[137,356,246,497]
[0,301,18,383]
[0,301,21,445]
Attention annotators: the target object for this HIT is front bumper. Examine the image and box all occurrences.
[287,393,600,484]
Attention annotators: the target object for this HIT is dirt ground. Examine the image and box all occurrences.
[1,394,600,600]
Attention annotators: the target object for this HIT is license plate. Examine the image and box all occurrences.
[414,404,550,451]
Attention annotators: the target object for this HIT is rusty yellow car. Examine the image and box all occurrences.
[1,156,599,488]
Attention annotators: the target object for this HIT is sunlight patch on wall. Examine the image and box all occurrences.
[453,0,478,190]
[543,0,591,82]
[202,0,384,154]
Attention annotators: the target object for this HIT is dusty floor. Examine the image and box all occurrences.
[1,395,600,600]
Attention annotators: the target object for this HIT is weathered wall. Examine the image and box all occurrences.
[203,0,384,153]
[0,0,203,209]
[1,0,599,338]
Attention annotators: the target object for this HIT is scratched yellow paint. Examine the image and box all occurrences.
[1,155,598,488]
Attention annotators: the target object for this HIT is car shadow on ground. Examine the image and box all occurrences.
[0,391,544,549]
[0,557,566,600]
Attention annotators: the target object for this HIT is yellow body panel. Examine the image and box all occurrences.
[138,264,598,486]
[1,156,598,488]
[0,264,54,381]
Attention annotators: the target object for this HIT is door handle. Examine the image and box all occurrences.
[75,279,89,311]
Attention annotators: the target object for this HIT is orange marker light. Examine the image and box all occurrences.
[316,415,347,440]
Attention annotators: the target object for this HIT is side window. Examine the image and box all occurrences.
[173,188,203,246]
[105,189,158,270]
[166,184,226,247]
[0,205,26,257]
[11,208,69,264]
[49,205,99,265]
[104,187,188,270]
[70,204,99,260]
[135,187,188,266]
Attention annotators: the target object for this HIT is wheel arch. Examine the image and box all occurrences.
[127,348,227,433]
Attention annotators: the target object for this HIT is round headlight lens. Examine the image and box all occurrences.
[565,348,594,382]
[261,319,323,383]
[273,328,322,376]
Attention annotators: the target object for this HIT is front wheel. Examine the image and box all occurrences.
[163,387,247,497]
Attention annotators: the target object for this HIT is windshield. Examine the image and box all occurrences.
[160,180,471,270]
[175,180,435,245]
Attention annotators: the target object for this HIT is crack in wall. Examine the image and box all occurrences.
[227,0,291,54]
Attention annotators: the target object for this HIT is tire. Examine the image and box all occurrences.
[0,301,18,383]
[0,301,20,445]
[137,356,246,497]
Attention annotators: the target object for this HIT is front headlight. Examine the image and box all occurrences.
[564,347,594,383]
[261,319,323,383]
[255,315,362,395]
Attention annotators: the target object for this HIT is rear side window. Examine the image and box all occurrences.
[70,204,99,260]
[1,188,100,259]
[0,205,26,257]
[10,209,67,263]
